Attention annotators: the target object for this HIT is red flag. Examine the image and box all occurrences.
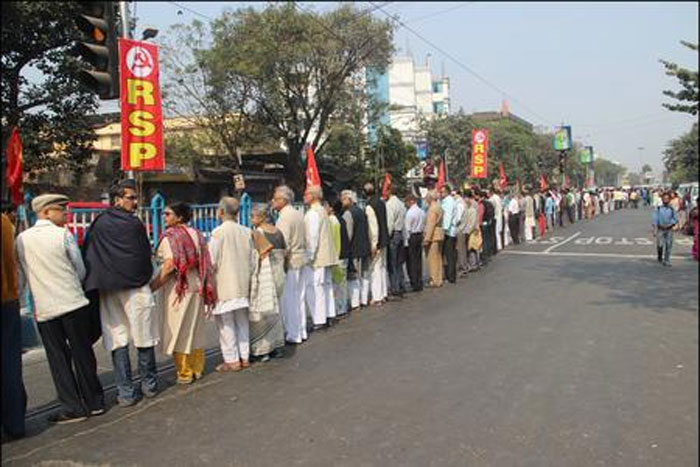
[498,162,507,190]
[436,158,446,190]
[539,174,548,192]
[5,127,23,206]
[305,144,321,188]
[381,172,391,200]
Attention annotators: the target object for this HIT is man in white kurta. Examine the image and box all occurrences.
[273,186,308,344]
[210,197,257,371]
[303,186,337,329]
[490,191,503,251]
[365,202,383,305]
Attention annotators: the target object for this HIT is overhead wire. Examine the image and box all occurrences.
[369,1,555,127]
[167,1,214,21]
[405,2,477,24]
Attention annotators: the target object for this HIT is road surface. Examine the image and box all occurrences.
[3,207,697,466]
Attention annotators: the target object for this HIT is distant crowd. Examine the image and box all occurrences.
[1,179,697,439]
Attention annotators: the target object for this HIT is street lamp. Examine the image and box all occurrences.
[141,26,159,41]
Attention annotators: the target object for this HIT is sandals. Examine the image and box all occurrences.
[215,362,241,373]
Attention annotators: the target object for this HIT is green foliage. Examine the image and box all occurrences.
[365,126,417,193]
[641,164,653,174]
[1,1,99,178]
[663,123,698,184]
[162,3,394,192]
[593,158,626,187]
[660,41,699,116]
[420,113,587,191]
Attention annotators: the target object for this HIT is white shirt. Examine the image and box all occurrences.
[507,198,521,214]
[405,204,426,234]
[385,195,406,233]
[304,208,321,264]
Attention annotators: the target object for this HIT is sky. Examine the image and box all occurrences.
[111,1,699,176]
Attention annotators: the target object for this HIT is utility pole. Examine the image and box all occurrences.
[119,1,135,181]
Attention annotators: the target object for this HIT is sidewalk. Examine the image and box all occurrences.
[22,319,223,419]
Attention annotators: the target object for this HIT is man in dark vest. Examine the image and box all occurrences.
[481,190,496,265]
[340,190,371,311]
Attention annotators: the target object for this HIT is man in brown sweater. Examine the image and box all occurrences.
[1,211,27,439]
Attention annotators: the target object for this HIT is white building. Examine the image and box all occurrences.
[368,55,450,146]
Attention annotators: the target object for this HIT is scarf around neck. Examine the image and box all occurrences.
[164,224,216,307]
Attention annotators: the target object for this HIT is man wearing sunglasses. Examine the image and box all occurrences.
[84,179,160,407]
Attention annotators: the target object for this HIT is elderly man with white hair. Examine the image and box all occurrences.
[209,197,257,372]
[272,185,308,344]
[340,190,371,310]
[303,185,337,330]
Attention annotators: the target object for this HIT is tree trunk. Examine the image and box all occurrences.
[285,140,305,196]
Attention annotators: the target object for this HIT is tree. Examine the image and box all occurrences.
[663,123,698,184]
[161,21,275,171]
[660,41,699,116]
[641,164,653,174]
[1,1,99,181]
[593,158,626,187]
[365,126,417,193]
[162,3,394,192]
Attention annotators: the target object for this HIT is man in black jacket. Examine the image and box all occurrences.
[341,190,371,310]
[84,179,160,407]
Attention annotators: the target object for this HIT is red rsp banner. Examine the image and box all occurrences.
[119,38,164,171]
[471,129,488,179]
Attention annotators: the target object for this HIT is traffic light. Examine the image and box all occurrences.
[75,1,119,100]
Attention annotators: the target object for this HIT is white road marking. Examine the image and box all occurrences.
[543,231,582,253]
[502,251,688,260]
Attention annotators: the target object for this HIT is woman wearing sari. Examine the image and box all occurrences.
[151,202,216,385]
[249,206,286,362]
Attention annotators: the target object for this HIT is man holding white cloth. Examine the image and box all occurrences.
[303,186,337,330]
[273,186,308,344]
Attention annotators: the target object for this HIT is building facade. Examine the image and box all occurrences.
[368,55,450,146]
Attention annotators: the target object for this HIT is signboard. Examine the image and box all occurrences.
[119,38,164,171]
[470,129,489,179]
[553,126,572,151]
[579,146,594,164]
[417,141,429,160]
[233,174,245,191]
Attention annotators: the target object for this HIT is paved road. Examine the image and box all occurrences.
[3,208,697,466]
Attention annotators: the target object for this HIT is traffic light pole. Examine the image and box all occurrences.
[119,1,135,181]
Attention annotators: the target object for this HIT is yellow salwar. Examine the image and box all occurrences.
[173,349,205,383]
[157,227,208,384]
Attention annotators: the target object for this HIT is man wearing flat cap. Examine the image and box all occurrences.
[83,179,160,407]
[16,194,105,424]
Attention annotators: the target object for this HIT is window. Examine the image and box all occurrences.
[433,102,445,114]
[432,82,443,93]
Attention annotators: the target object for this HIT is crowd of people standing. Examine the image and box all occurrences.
[1,178,696,439]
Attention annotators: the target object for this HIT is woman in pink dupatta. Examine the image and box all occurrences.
[151,202,216,384]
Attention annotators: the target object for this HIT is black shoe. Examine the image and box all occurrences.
[48,412,88,425]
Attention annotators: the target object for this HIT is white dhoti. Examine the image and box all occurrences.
[495,215,503,251]
[503,213,511,247]
[524,217,536,241]
[214,307,249,363]
[305,266,335,325]
[370,248,387,303]
[281,267,306,343]
[100,284,160,352]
